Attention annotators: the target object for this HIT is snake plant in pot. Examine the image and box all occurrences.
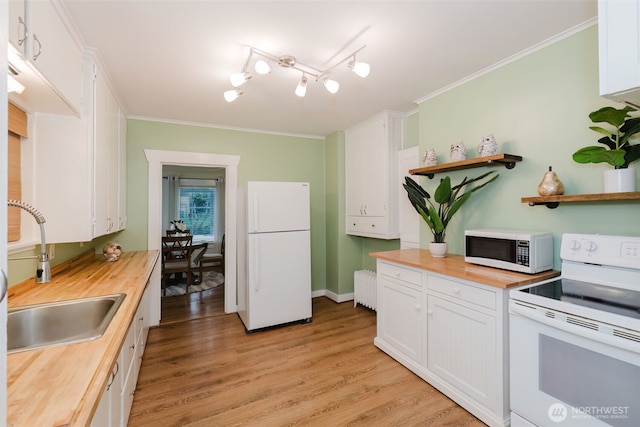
[403,171,499,257]
[573,105,640,192]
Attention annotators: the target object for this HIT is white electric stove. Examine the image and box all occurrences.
[509,233,640,427]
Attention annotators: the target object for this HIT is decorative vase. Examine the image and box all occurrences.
[603,168,636,193]
[429,242,448,258]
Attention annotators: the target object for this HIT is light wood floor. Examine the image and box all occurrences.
[129,288,485,426]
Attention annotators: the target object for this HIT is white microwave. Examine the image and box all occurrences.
[464,229,553,274]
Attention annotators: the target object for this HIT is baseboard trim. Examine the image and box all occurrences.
[312,289,354,303]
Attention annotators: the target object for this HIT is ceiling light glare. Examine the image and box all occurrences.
[323,78,339,94]
[224,88,242,103]
[254,60,271,75]
[8,75,25,94]
[295,75,308,97]
[350,61,370,78]
[230,72,251,87]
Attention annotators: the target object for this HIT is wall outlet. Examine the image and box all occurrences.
[49,244,55,260]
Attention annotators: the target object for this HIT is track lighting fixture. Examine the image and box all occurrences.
[254,59,271,75]
[230,71,251,87]
[349,58,370,78]
[223,45,369,102]
[224,88,243,103]
[323,78,339,94]
[295,75,308,97]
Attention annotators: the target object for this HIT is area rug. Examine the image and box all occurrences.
[164,271,224,296]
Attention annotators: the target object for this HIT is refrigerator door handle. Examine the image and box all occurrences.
[253,238,260,291]
[252,194,259,232]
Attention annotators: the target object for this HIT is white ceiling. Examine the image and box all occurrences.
[62,0,597,138]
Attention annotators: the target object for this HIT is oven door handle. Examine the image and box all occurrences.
[510,301,640,354]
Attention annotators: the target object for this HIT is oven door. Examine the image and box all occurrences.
[509,300,640,427]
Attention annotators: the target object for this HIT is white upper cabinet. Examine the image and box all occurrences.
[345,111,406,239]
[34,54,126,243]
[598,0,640,106]
[8,0,83,115]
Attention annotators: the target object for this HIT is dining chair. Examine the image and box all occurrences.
[162,235,193,260]
[199,234,225,275]
[161,242,208,294]
[166,229,191,236]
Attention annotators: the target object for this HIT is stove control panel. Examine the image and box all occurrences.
[561,233,640,270]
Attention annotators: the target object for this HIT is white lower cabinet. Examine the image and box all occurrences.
[375,260,510,427]
[376,262,424,365]
[427,294,497,409]
[92,284,152,427]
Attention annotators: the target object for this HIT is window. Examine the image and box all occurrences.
[178,183,216,239]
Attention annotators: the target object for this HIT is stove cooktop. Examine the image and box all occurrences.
[519,278,640,320]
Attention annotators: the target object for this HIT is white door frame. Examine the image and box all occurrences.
[145,149,240,320]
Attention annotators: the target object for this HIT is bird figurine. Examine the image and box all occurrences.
[478,134,499,157]
[450,141,467,162]
[423,148,438,166]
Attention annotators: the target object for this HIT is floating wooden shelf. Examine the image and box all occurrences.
[521,192,640,209]
[409,153,523,178]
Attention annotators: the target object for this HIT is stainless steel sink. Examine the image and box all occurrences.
[8,293,126,354]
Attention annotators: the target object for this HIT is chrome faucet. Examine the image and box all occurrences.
[7,200,51,283]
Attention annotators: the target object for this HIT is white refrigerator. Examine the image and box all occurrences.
[237,181,312,332]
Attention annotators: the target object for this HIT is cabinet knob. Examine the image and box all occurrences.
[427,310,433,316]
[394,271,400,277]
[453,287,460,295]
[415,305,421,311]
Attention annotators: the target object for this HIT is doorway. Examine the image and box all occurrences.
[145,149,240,324]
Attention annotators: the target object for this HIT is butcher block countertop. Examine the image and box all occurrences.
[370,249,560,288]
[6,250,159,427]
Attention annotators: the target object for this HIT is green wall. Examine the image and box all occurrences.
[119,120,328,291]
[416,25,640,268]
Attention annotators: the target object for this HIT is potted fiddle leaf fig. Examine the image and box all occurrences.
[573,105,640,192]
[403,171,499,257]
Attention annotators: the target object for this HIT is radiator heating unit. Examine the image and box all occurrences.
[354,270,377,311]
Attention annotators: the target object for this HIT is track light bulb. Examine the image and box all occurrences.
[230,72,251,87]
[349,61,370,78]
[255,60,271,75]
[295,75,308,97]
[224,88,242,103]
[323,78,339,94]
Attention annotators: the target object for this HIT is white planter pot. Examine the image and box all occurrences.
[429,242,448,258]
[603,168,636,193]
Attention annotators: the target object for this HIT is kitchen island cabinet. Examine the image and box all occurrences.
[7,249,159,427]
[370,249,559,427]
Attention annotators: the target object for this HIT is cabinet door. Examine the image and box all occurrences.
[378,277,423,363]
[28,0,82,113]
[427,295,497,410]
[94,69,120,237]
[361,114,388,217]
[599,0,640,104]
[345,127,365,217]
[8,0,26,51]
[117,109,127,231]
